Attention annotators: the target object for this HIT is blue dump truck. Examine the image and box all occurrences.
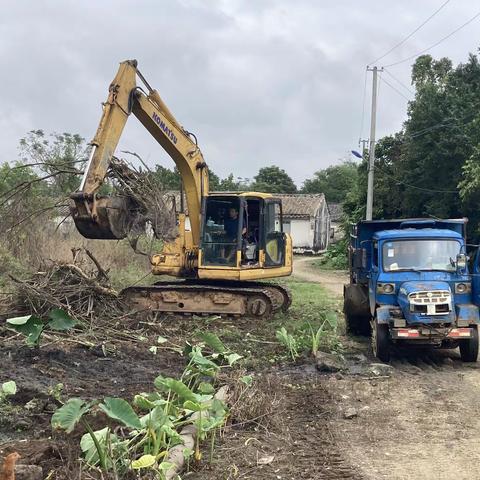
[344,218,480,362]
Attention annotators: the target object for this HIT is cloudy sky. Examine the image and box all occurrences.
[1,0,479,186]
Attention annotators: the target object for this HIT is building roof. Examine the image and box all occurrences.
[274,193,326,219]
[328,202,343,222]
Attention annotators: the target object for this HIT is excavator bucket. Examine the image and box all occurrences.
[70,194,140,240]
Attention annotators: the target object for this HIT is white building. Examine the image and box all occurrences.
[276,194,331,253]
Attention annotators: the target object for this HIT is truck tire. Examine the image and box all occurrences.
[372,319,390,362]
[459,327,479,362]
[345,313,371,336]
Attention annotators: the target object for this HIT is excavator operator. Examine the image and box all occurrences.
[224,207,247,262]
[224,207,246,241]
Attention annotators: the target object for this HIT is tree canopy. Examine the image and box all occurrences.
[302,161,358,203]
[250,166,297,193]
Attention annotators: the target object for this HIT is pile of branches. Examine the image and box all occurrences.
[108,155,178,241]
[6,248,124,323]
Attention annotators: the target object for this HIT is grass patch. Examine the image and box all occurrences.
[272,279,344,358]
[313,242,348,270]
[173,278,344,369]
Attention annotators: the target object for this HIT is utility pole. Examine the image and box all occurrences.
[359,139,369,158]
[365,66,382,221]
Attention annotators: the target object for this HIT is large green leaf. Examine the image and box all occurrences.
[51,398,92,433]
[198,382,215,394]
[226,353,243,366]
[6,315,33,325]
[80,427,124,467]
[154,377,197,403]
[1,380,17,396]
[99,397,142,430]
[197,332,226,353]
[80,427,109,465]
[48,308,77,330]
[134,392,166,411]
[7,315,44,346]
[131,454,156,469]
[139,405,170,429]
[189,347,219,375]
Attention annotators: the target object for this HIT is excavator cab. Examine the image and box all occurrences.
[199,194,290,277]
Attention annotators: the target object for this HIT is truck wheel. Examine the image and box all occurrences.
[459,327,479,362]
[372,320,390,362]
[345,313,370,336]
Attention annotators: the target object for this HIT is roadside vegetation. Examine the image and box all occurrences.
[314,241,349,270]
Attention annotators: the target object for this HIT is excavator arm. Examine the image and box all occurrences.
[71,59,209,244]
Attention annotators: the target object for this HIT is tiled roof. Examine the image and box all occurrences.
[274,193,326,219]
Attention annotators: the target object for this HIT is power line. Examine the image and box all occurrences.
[380,75,412,101]
[384,10,480,67]
[383,68,415,96]
[370,0,452,65]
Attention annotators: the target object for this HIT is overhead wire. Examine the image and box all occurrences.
[380,75,413,102]
[370,0,452,65]
[383,68,415,96]
[384,9,480,67]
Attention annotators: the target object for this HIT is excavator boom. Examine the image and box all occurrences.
[71,59,208,243]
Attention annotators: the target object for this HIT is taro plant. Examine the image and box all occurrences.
[52,338,231,478]
[275,327,299,361]
[6,308,76,347]
[309,312,338,356]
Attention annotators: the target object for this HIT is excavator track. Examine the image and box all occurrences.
[120,281,291,318]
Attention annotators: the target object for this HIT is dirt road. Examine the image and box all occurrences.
[294,256,480,480]
[292,256,347,296]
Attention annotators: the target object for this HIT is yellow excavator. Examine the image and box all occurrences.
[71,60,292,318]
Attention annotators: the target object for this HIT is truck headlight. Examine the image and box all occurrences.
[455,282,471,294]
[377,283,395,294]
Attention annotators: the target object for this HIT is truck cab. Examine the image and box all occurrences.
[344,218,479,362]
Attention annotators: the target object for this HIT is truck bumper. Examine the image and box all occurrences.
[390,327,474,341]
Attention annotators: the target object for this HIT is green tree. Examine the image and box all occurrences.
[345,51,480,239]
[152,165,181,190]
[19,130,87,196]
[217,174,242,191]
[251,166,297,193]
[302,161,358,202]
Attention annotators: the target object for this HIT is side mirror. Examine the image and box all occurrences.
[456,253,467,270]
[353,248,367,269]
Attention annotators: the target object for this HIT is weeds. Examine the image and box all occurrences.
[314,240,348,270]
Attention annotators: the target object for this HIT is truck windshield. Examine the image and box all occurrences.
[382,239,461,272]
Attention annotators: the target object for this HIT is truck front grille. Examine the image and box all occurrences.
[408,290,451,315]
